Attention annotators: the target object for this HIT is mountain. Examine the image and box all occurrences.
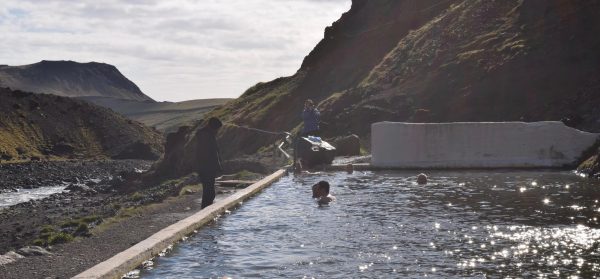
[0,60,230,133]
[209,0,460,158]
[0,87,163,161]
[201,0,600,159]
[79,96,231,134]
[0,60,153,101]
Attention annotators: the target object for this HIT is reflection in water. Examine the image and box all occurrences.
[141,171,600,278]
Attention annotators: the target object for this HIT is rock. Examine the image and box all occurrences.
[0,251,24,265]
[182,189,196,195]
[18,246,52,256]
[52,143,75,155]
[113,141,160,160]
[65,184,97,194]
[85,180,97,187]
[332,134,361,156]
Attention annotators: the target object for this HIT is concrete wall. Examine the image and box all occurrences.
[371,121,599,168]
[73,170,285,279]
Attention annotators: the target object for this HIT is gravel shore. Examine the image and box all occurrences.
[0,159,244,279]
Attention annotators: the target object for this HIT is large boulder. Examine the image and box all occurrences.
[296,137,335,168]
[52,143,75,156]
[113,141,161,160]
[333,134,361,156]
[577,142,600,178]
[0,251,23,266]
[146,125,202,181]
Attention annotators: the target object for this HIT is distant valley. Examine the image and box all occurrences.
[80,96,230,134]
[0,60,230,134]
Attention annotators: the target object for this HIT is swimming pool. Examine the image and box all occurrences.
[140,171,600,278]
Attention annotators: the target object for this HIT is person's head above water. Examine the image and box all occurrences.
[346,163,354,174]
[207,117,223,130]
[312,180,330,198]
[417,173,428,185]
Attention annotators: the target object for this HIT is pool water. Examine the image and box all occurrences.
[140,171,600,278]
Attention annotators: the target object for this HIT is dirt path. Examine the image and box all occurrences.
[0,189,233,279]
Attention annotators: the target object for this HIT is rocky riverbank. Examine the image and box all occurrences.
[0,157,259,278]
[0,160,151,193]
[0,160,155,253]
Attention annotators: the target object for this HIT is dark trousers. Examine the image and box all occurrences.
[200,176,216,209]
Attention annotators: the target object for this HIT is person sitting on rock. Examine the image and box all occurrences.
[312,180,335,205]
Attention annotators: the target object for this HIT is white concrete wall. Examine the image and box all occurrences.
[371,121,599,168]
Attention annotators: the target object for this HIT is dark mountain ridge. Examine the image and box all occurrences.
[0,60,153,102]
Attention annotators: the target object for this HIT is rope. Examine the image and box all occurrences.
[225,122,290,136]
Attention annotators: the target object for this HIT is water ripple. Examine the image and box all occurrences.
[141,170,600,278]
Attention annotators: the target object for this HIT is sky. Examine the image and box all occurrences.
[0,0,351,102]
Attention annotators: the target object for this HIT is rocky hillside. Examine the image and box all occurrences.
[210,0,458,158]
[211,0,600,154]
[152,0,600,175]
[0,60,153,101]
[0,87,163,161]
[320,0,600,137]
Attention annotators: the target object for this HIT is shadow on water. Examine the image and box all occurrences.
[139,170,600,278]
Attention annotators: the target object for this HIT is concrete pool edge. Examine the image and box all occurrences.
[324,163,575,172]
[72,169,286,279]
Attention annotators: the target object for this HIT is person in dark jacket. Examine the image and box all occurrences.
[302,99,320,136]
[196,117,223,208]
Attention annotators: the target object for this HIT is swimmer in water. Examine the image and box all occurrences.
[312,181,335,204]
[346,163,354,174]
[417,173,428,185]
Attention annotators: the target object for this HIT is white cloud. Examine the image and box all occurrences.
[0,0,350,101]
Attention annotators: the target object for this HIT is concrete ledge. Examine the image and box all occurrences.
[324,163,373,172]
[325,163,574,172]
[372,121,599,168]
[73,169,286,279]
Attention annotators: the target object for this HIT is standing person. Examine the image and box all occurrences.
[302,99,320,136]
[196,117,223,208]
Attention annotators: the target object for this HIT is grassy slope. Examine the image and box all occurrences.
[209,0,600,158]
[80,96,231,134]
[208,0,457,158]
[0,88,164,161]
